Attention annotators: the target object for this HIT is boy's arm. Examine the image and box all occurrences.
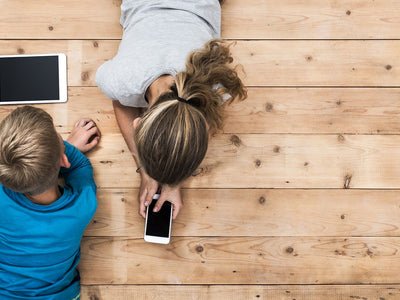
[61,141,96,192]
[61,118,100,191]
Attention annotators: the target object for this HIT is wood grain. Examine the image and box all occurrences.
[79,236,400,284]
[81,285,400,300]
[0,87,116,135]
[86,189,400,238]
[3,87,400,135]
[222,0,400,39]
[0,40,119,87]
[231,40,400,87]
[3,0,400,298]
[1,40,399,87]
[3,0,400,40]
[225,88,400,134]
[82,133,400,189]
[0,0,122,39]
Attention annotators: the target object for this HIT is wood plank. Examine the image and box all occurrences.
[231,40,400,87]
[0,87,117,135]
[79,236,400,284]
[82,133,400,189]
[2,87,400,135]
[224,88,400,134]
[0,40,119,87]
[222,0,400,39]
[3,0,400,40]
[86,189,400,237]
[1,40,399,87]
[81,285,400,300]
[0,0,122,39]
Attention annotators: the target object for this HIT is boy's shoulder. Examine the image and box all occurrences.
[0,184,17,204]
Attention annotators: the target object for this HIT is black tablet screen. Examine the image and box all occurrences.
[0,56,59,102]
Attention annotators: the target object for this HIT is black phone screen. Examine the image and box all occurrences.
[0,56,59,102]
[146,200,172,238]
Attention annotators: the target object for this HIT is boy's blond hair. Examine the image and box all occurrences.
[0,106,61,195]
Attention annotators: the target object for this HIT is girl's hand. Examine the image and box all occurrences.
[138,170,159,218]
[154,184,183,219]
[67,119,101,153]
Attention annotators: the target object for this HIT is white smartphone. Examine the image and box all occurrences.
[0,53,67,105]
[144,194,173,244]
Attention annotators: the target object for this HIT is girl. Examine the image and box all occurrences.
[96,0,246,219]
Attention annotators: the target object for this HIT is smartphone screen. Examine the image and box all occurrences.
[0,55,64,103]
[145,199,172,238]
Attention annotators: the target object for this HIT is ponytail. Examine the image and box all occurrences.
[135,39,247,185]
[174,39,247,134]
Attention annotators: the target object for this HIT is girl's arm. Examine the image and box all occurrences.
[113,100,142,156]
[113,100,161,218]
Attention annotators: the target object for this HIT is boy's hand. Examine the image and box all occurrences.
[67,119,101,153]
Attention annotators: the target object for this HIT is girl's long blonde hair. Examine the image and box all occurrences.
[135,39,247,186]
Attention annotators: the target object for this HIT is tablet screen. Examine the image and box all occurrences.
[0,56,60,102]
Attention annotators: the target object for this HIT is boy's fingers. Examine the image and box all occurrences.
[86,136,100,149]
[84,121,96,130]
[77,119,90,127]
[86,126,101,139]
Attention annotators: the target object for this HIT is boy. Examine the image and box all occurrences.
[0,106,101,300]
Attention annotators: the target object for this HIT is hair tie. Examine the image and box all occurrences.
[176,96,188,103]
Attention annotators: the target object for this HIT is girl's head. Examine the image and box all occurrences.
[134,39,247,186]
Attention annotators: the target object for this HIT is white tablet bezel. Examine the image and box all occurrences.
[144,194,173,244]
[0,53,68,105]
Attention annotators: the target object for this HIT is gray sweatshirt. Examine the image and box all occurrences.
[95,0,221,107]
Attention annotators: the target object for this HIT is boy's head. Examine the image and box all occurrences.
[0,106,61,195]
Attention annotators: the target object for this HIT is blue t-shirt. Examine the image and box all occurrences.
[0,141,97,300]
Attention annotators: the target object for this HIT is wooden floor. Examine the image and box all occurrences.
[2,0,400,299]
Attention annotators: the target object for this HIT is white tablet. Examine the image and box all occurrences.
[0,53,67,105]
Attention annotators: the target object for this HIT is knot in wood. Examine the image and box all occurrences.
[344,174,352,189]
[81,72,90,81]
[93,41,99,48]
[255,159,262,167]
[265,102,273,112]
[386,65,392,70]
[286,247,294,254]
[196,245,204,253]
[259,196,266,204]
[17,48,25,54]
[273,145,280,153]
[48,25,54,31]
[230,135,242,147]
